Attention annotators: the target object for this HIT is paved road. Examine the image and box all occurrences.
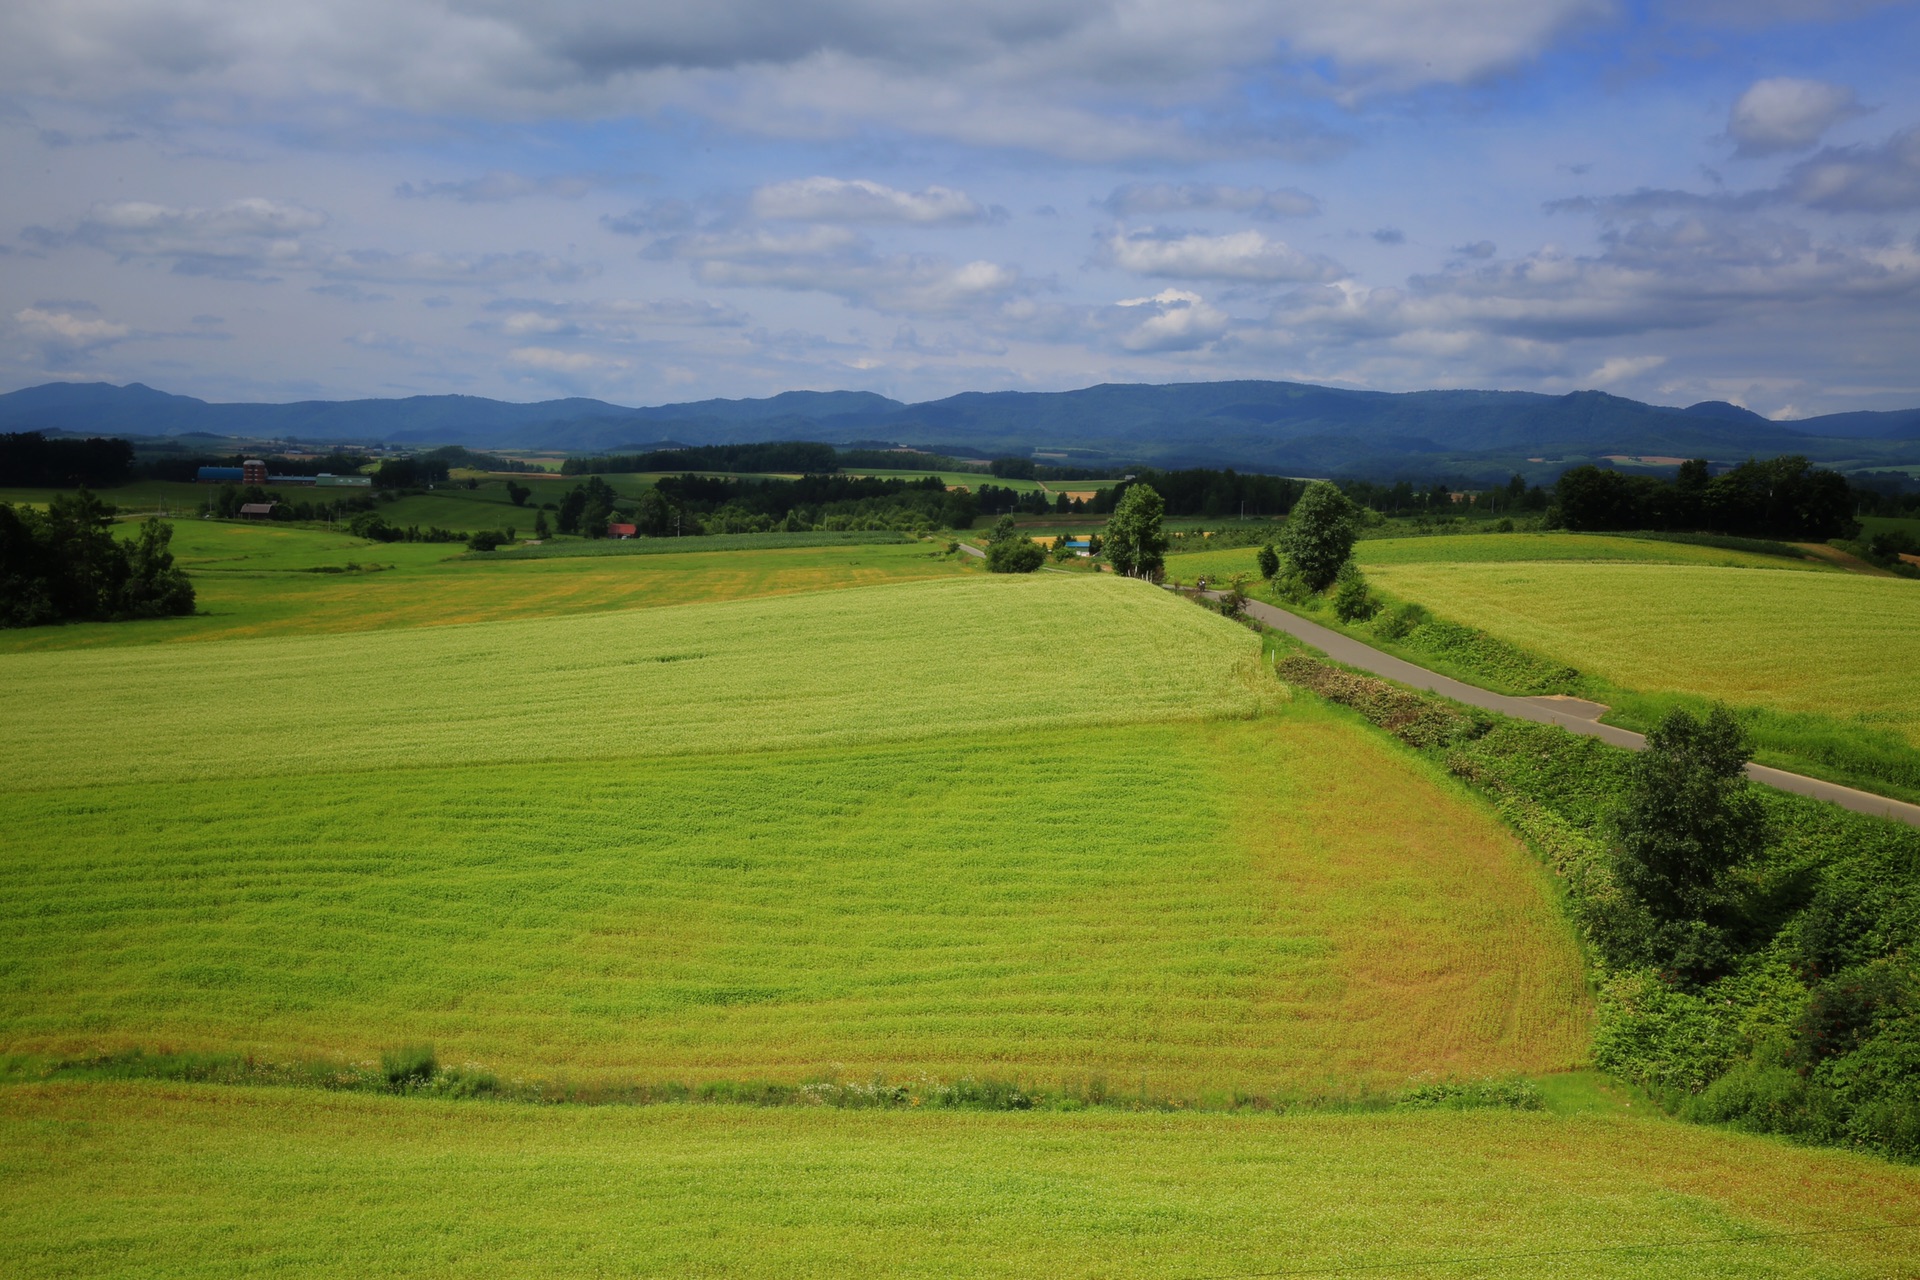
[1221,592,1920,829]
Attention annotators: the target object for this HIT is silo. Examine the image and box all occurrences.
[242,459,268,486]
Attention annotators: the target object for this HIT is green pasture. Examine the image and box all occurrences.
[1365,560,1920,797]
[0,713,1587,1088]
[5,1083,1918,1279]
[0,520,969,653]
[1,575,1276,791]
[1164,532,1830,586]
[480,530,910,559]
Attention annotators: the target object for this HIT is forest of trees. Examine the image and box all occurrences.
[0,491,194,627]
[1555,456,1857,540]
[553,472,981,537]
[0,432,135,488]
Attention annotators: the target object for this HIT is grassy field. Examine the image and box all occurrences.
[1,568,1594,1088]
[1,575,1279,790]
[0,713,1588,1087]
[1366,562,1920,738]
[480,529,909,559]
[5,1083,1919,1279]
[1164,532,1831,586]
[0,520,969,653]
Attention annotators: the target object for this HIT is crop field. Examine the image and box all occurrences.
[6,1084,1919,1279]
[1163,532,1829,586]
[1,575,1279,789]
[1366,561,1920,744]
[0,521,968,654]
[0,711,1587,1087]
[481,529,909,559]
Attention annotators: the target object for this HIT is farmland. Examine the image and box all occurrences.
[0,521,968,654]
[1365,561,1920,744]
[1,571,1589,1088]
[6,1083,1920,1279]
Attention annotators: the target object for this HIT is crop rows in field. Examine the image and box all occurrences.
[2,575,1276,790]
[5,1082,1918,1279]
[0,715,1588,1087]
[1366,561,1920,743]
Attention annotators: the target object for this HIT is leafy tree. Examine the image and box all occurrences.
[989,456,1037,479]
[533,510,550,539]
[1256,543,1280,580]
[0,494,194,627]
[466,530,504,552]
[1612,706,1767,978]
[1278,480,1355,590]
[986,514,1019,545]
[986,536,1046,573]
[1103,483,1168,579]
[505,481,531,507]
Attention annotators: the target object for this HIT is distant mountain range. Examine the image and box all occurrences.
[5,378,1919,481]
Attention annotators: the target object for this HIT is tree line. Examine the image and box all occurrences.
[1555,456,1857,540]
[0,491,194,627]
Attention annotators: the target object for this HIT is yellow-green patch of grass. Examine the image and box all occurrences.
[1369,562,1920,741]
[1162,532,1828,588]
[2,575,1273,791]
[0,713,1588,1090]
[4,1082,1918,1278]
[0,521,970,653]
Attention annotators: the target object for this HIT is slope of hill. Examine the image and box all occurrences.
[5,378,1918,478]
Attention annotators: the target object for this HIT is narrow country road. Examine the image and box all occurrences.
[1219,591,1920,829]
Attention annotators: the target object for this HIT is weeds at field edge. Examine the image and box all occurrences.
[0,1049,1544,1115]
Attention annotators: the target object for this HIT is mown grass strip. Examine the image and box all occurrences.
[3,1082,1916,1279]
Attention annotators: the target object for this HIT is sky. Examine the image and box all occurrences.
[2,1,1917,417]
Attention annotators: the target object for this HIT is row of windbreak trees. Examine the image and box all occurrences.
[1555,456,1858,541]
[551,473,983,538]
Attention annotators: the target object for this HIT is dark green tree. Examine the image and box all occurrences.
[1256,543,1280,580]
[505,480,531,507]
[1103,483,1168,579]
[1332,562,1377,621]
[533,510,551,539]
[1278,480,1356,591]
[986,537,1046,573]
[1612,706,1767,978]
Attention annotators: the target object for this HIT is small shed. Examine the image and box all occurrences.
[238,502,277,519]
[608,523,638,539]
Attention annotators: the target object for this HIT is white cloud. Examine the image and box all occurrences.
[1589,354,1666,384]
[1104,229,1346,283]
[1101,183,1322,219]
[508,346,629,373]
[14,306,132,347]
[31,198,329,278]
[1785,126,1920,211]
[1727,77,1865,158]
[1114,288,1230,352]
[396,171,619,202]
[752,177,988,225]
[661,226,1025,315]
[0,1,1609,155]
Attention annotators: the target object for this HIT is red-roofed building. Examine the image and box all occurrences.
[608,523,638,539]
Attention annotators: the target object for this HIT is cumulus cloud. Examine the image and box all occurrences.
[485,296,748,340]
[26,198,328,279]
[509,346,630,373]
[1727,77,1866,158]
[751,177,989,225]
[1101,183,1322,220]
[0,1,1608,156]
[1784,126,1920,211]
[1114,288,1230,352]
[657,226,1025,315]
[1588,354,1667,384]
[14,305,131,349]
[1104,228,1346,283]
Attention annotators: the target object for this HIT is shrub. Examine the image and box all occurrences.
[1332,562,1378,622]
[986,537,1046,573]
[1373,602,1429,641]
[1256,543,1280,580]
[381,1043,437,1090]
[466,530,504,552]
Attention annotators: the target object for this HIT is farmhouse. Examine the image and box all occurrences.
[609,522,638,539]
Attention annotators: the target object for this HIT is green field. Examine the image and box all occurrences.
[7,520,1918,1273]
[1165,532,1832,586]
[0,520,970,654]
[1367,561,1920,738]
[6,1084,1918,1279]
[479,529,910,559]
[2,573,1594,1089]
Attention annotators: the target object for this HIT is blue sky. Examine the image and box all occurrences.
[2,0,1917,416]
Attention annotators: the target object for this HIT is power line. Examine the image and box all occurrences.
[1172,1221,1920,1280]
